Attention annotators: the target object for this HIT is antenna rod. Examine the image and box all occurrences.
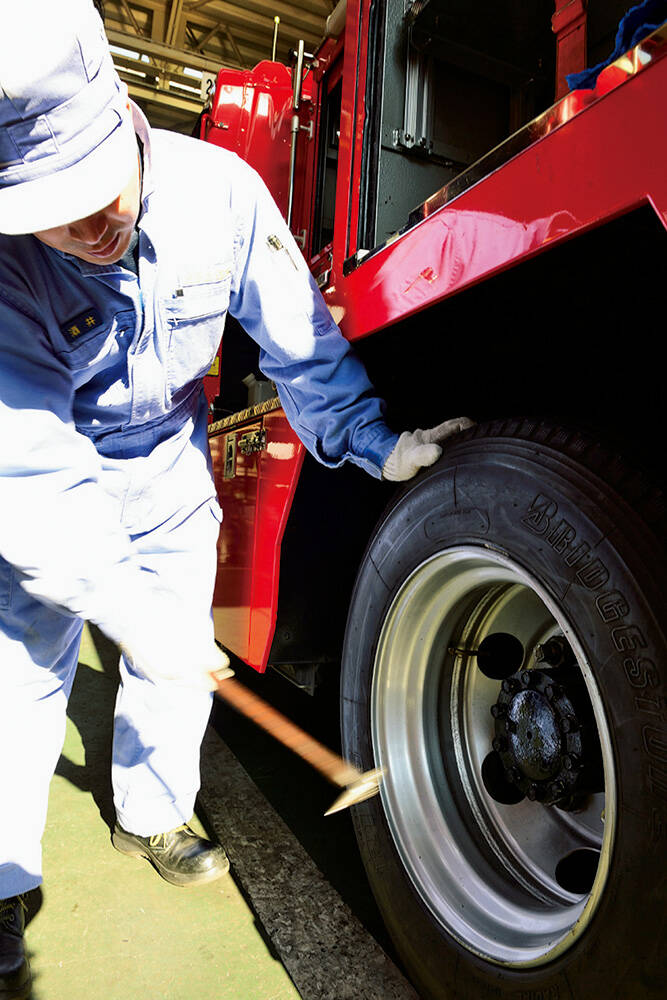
[287,38,305,227]
[271,15,280,61]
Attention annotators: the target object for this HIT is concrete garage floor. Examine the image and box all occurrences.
[23,625,301,1000]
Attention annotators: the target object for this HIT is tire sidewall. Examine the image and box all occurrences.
[342,434,666,999]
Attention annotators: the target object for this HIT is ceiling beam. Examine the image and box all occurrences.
[118,0,145,35]
[185,0,216,11]
[121,75,202,113]
[193,20,222,51]
[185,0,325,34]
[165,0,185,45]
[185,0,327,17]
[107,26,222,72]
[220,25,244,67]
[189,14,322,54]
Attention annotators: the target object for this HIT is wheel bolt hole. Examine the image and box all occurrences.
[481,752,525,805]
[555,849,600,895]
[477,632,525,680]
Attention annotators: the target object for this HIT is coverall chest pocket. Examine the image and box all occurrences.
[162,269,231,395]
[52,312,116,371]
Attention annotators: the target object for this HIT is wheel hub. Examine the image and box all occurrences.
[492,668,585,803]
[507,687,561,781]
[489,641,604,807]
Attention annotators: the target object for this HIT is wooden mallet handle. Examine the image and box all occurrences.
[211,675,360,788]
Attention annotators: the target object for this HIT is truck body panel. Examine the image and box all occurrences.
[203,4,666,675]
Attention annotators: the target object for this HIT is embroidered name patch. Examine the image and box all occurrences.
[61,308,103,341]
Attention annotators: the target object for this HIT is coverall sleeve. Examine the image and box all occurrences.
[227,166,399,478]
[0,287,149,640]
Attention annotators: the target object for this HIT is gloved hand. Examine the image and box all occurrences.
[121,632,234,690]
[382,417,475,482]
[118,590,234,690]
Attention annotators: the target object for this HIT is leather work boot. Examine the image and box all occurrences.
[111,822,230,886]
[0,896,31,1000]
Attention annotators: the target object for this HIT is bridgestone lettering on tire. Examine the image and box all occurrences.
[341,420,665,1000]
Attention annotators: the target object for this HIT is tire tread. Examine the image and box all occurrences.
[449,418,666,542]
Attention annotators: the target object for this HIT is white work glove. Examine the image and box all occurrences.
[118,591,234,691]
[382,417,475,482]
[121,632,234,691]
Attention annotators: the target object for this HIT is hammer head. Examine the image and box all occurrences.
[324,767,384,816]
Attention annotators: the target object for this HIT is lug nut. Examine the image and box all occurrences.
[506,767,521,784]
[562,753,580,771]
[560,715,579,734]
[521,671,532,686]
[527,784,540,801]
[545,684,555,700]
[490,703,506,719]
[550,780,565,798]
[502,678,519,694]
[541,636,569,666]
[492,736,507,753]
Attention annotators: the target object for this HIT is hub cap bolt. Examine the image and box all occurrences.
[492,736,507,753]
[560,715,578,734]
[502,678,518,694]
[490,704,506,719]
[521,671,532,686]
[562,753,579,771]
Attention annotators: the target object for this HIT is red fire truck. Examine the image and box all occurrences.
[199,2,666,997]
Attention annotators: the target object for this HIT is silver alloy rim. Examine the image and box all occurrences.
[371,546,616,968]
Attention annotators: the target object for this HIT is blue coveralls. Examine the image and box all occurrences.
[0,104,398,897]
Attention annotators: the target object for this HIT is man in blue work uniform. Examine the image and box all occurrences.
[0,1,470,994]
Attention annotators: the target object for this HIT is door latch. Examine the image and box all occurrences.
[224,433,237,478]
[238,429,267,455]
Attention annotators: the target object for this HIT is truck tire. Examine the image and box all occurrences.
[341,419,666,999]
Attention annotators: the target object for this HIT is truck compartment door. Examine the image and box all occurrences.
[209,402,304,671]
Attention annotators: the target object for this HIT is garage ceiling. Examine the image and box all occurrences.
[101,0,334,133]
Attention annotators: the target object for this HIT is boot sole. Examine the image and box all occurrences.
[0,965,31,1000]
[111,829,230,887]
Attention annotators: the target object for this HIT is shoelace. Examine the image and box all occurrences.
[148,824,195,849]
[0,895,26,928]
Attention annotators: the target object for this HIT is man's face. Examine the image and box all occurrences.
[33,153,141,265]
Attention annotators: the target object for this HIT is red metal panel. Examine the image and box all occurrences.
[552,0,588,99]
[206,14,667,675]
[323,45,667,342]
[210,411,305,671]
[201,61,313,218]
[210,423,261,659]
[249,411,305,670]
[332,0,363,274]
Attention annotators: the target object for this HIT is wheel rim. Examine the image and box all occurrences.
[371,546,616,968]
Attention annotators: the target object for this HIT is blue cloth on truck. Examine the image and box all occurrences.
[567,0,667,90]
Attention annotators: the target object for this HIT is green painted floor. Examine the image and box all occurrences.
[24,625,301,1000]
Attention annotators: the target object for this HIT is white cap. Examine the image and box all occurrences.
[0,0,138,235]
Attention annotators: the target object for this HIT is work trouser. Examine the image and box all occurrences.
[0,393,221,898]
